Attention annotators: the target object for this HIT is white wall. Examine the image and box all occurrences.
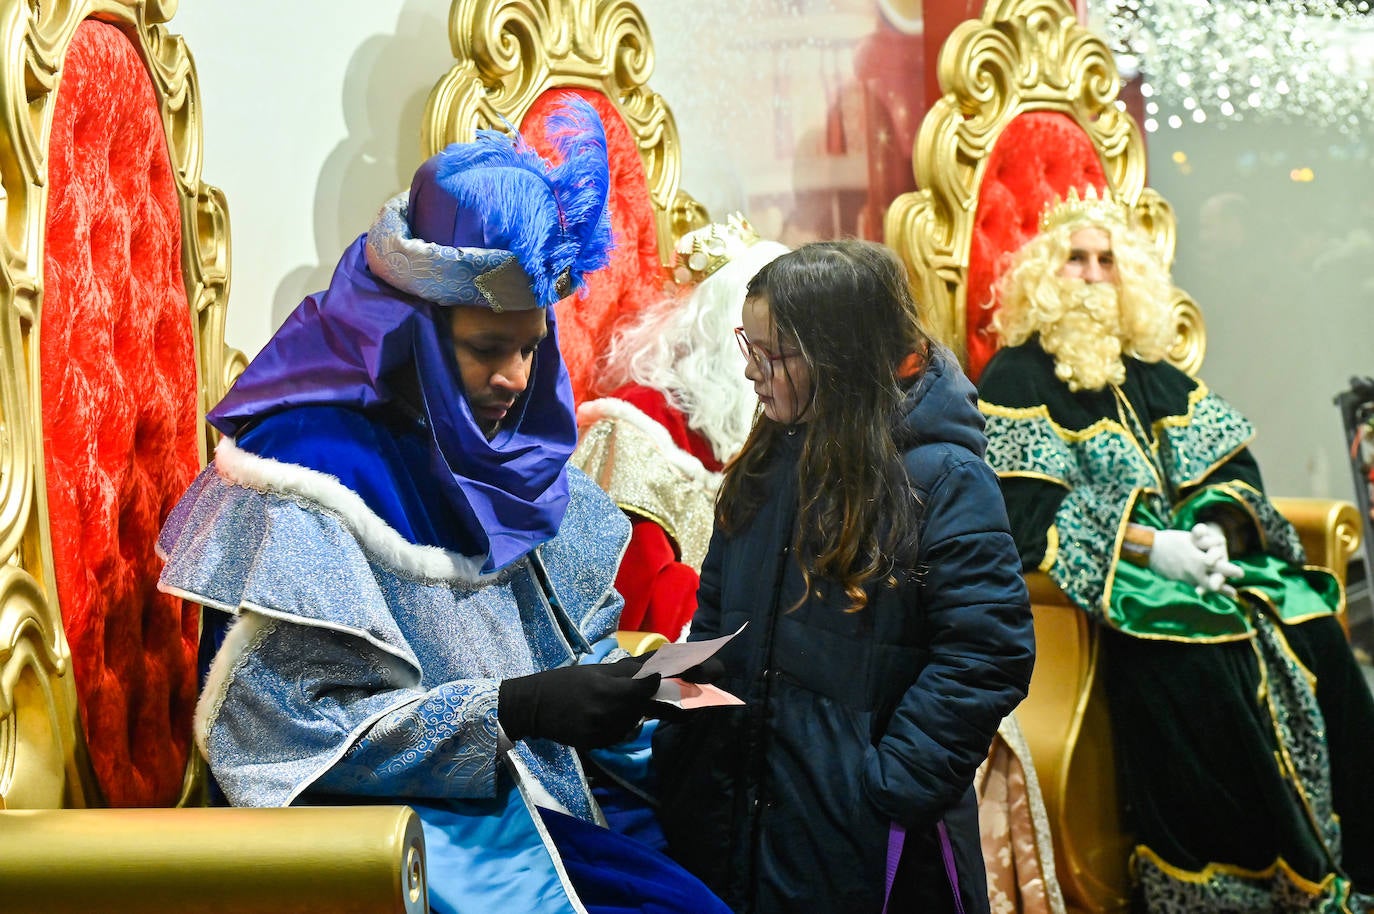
[170,0,863,360]
[171,0,457,359]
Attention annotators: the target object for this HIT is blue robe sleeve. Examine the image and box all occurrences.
[201,613,502,808]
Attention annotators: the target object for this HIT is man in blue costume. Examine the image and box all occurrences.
[157,98,728,914]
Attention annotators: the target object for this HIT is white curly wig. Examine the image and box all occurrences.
[600,238,789,463]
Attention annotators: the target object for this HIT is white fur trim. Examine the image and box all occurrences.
[576,397,724,493]
[193,612,275,760]
[213,437,500,585]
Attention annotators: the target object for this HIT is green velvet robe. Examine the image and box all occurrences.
[979,341,1374,914]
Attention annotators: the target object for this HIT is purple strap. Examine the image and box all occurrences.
[882,821,966,914]
[938,820,967,914]
[883,824,905,914]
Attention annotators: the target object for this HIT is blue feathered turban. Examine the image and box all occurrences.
[366,103,614,312]
[207,96,614,572]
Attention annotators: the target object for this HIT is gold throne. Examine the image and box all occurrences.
[885,2,1363,911]
[0,4,423,910]
[423,0,708,409]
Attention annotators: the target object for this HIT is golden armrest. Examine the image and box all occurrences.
[1018,573,1131,914]
[1270,496,1362,583]
[616,630,670,656]
[0,806,425,914]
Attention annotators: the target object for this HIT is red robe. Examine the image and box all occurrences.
[572,384,724,640]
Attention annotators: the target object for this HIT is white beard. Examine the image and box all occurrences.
[1038,281,1126,392]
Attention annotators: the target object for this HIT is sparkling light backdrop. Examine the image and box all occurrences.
[1090,0,1373,136]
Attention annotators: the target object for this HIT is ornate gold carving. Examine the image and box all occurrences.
[1166,289,1206,377]
[1335,514,1361,567]
[0,565,83,810]
[885,0,1204,373]
[1133,187,1177,270]
[0,0,236,810]
[422,0,706,265]
[1271,496,1364,586]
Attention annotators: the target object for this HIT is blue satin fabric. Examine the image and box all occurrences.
[588,722,667,854]
[414,791,728,914]
[237,406,470,551]
[208,238,576,572]
[536,806,732,914]
[415,790,580,914]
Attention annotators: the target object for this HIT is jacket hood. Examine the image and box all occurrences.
[899,345,987,458]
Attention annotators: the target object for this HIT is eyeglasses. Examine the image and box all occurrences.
[734,326,800,382]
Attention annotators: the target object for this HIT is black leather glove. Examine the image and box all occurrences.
[498,659,661,749]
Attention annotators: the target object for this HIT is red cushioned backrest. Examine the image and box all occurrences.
[519,88,665,406]
[39,19,200,808]
[966,111,1108,380]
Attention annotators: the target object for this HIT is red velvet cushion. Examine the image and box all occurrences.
[520,89,665,406]
[965,111,1107,380]
[40,20,200,807]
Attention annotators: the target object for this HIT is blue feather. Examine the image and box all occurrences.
[543,95,615,291]
[420,97,614,307]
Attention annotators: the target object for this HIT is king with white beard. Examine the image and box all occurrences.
[976,187,1374,913]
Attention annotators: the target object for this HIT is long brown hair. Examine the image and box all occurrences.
[716,240,930,612]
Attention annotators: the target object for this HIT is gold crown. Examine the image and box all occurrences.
[1038,185,1129,235]
[673,212,762,285]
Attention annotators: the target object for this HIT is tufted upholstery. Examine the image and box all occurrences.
[39,19,201,808]
[0,11,428,910]
[965,111,1107,381]
[520,88,665,406]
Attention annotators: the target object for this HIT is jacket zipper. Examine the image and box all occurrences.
[742,475,798,910]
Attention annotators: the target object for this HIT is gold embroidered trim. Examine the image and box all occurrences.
[1039,525,1058,573]
[1133,843,1345,896]
[979,398,1130,444]
[1099,489,1140,619]
[981,394,1164,494]
[994,714,1068,914]
[571,415,718,570]
[997,470,1072,489]
[1251,616,1341,873]
[1152,378,1210,432]
[1171,434,1255,490]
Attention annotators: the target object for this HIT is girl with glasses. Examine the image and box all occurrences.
[653,239,1035,913]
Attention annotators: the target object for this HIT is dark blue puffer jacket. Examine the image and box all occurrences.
[653,348,1034,914]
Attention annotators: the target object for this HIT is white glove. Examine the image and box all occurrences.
[1190,521,1227,554]
[1149,526,1243,597]
[1147,529,1215,589]
[1190,522,1243,597]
